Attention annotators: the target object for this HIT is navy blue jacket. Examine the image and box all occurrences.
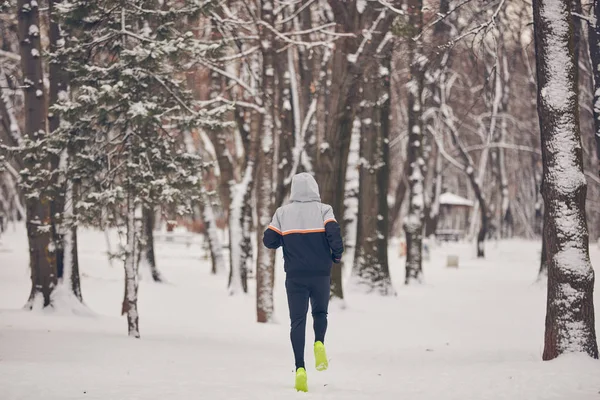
[263,173,344,277]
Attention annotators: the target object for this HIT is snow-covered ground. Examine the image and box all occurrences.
[2,226,600,399]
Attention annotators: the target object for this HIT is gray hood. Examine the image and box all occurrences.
[290,173,321,202]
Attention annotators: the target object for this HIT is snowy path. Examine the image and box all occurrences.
[2,228,600,399]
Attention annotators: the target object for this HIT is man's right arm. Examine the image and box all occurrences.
[323,205,344,262]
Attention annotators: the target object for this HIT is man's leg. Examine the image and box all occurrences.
[285,277,310,370]
[310,276,331,343]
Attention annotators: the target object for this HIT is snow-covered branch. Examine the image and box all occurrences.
[347,9,386,63]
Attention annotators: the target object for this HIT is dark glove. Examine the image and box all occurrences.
[332,254,341,264]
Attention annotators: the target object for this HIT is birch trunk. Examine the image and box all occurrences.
[123,190,140,338]
[532,0,598,359]
[256,0,277,323]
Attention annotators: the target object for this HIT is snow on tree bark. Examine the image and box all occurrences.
[351,47,394,295]
[229,108,260,295]
[589,0,600,179]
[404,0,425,285]
[139,207,163,282]
[49,0,81,296]
[229,164,252,295]
[17,0,57,309]
[256,0,277,323]
[343,119,361,272]
[52,152,83,304]
[123,178,140,338]
[182,130,225,277]
[200,192,226,276]
[532,0,598,359]
[319,1,399,300]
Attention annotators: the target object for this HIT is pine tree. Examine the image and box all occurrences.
[55,0,222,337]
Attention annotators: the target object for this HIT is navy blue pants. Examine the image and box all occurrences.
[285,276,330,369]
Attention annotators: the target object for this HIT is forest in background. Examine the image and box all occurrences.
[1,0,599,360]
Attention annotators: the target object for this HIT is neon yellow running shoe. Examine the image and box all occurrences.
[295,367,308,392]
[314,341,328,371]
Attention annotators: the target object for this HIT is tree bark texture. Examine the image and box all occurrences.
[351,46,394,295]
[404,0,425,285]
[18,0,57,308]
[256,0,277,323]
[532,0,598,360]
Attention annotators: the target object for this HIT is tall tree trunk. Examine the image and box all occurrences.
[351,48,394,295]
[498,52,513,238]
[49,0,83,300]
[57,153,82,301]
[590,0,600,179]
[139,206,163,282]
[532,0,598,360]
[389,158,409,236]
[443,114,489,258]
[200,192,226,275]
[424,145,442,237]
[319,1,399,300]
[256,0,277,323]
[49,0,67,282]
[123,189,140,338]
[229,109,259,295]
[207,70,236,221]
[404,0,425,285]
[18,0,57,308]
[538,237,548,279]
[343,119,361,272]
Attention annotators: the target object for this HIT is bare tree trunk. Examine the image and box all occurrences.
[56,153,82,301]
[123,189,140,338]
[498,52,513,238]
[49,0,83,301]
[589,0,600,179]
[200,192,226,275]
[207,70,235,220]
[538,237,548,279]
[404,0,425,285]
[389,158,409,237]
[256,0,276,323]
[140,206,163,282]
[229,109,259,295]
[18,0,57,308]
[255,155,276,321]
[443,116,489,258]
[48,0,68,282]
[425,145,442,237]
[352,47,394,295]
[532,0,598,360]
[317,2,399,300]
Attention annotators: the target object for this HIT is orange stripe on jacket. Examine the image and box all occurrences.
[268,225,282,235]
[282,228,326,236]
[324,218,337,225]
